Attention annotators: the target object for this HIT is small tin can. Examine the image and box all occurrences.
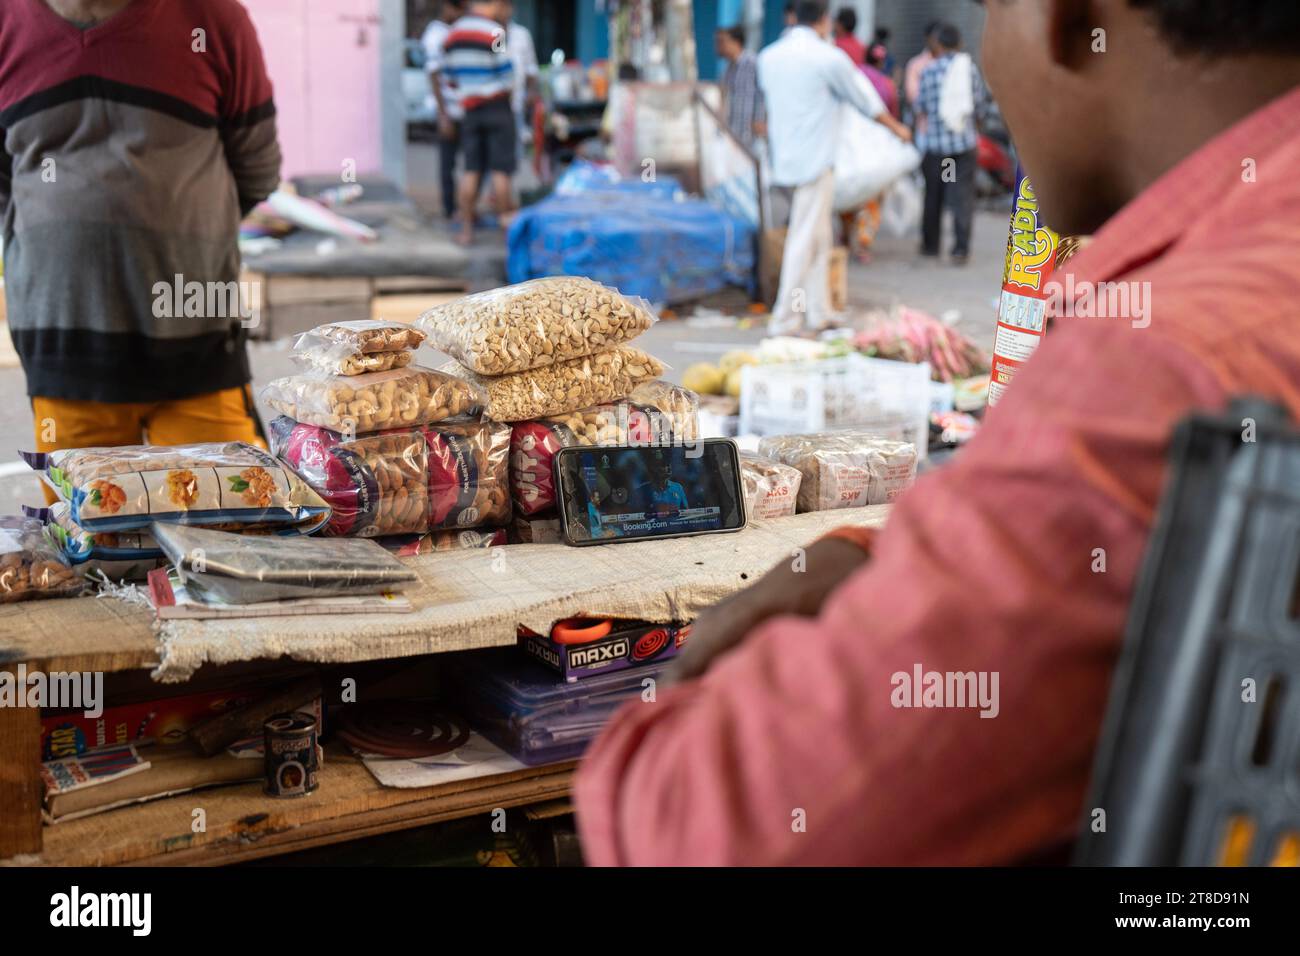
[263,712,319,798]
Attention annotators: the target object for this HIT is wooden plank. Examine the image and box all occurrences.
[371,291,465,325]
[372,275,467,294]
[31,747,574,866]
[263,274,373,307]
[0,596,158,676]
[0,703,42,858]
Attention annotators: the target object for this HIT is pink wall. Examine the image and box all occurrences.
[240,0,384,179]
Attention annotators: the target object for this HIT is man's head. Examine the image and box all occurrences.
[935,23,961,54]
[795,0,830,37]
[981,0,1300,237]
[716,25,745,62]
[468,0,502,22]
[784,3,797,28]
[440,0,464,21]
[834,8,856,39]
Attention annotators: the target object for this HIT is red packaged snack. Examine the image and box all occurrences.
[508,384,699,516]
[270,417,511,536]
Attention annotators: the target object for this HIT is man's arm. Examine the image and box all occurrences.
[828,53,911,142]
[219,5,281,215]
[576,319,1218,865]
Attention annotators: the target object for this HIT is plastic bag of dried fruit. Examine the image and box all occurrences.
[262,365,485,434]
[20,442,331,533]
[291,320,427,376]
[443,346,665,423]
[269,416,512,536]
[738,452,802,520]
[509,382,699,516]
[757,432,917,512]
[416,277,657,375]
[0,515,85,603]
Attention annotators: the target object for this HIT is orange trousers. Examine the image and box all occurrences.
[32,386,265,504]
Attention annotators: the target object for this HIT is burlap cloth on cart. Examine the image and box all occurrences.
[0,509,888,682]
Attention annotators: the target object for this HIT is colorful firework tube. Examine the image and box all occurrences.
[263,712,320,798]
[988,169,1062,407]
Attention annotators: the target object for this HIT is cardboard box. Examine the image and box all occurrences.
[520,621,689,682]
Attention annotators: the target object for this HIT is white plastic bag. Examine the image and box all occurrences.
[832,108,922,213]
[879,172,924,239]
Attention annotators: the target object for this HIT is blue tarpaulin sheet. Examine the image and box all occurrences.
[506,164,754,305]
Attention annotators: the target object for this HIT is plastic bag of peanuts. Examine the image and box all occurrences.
[0,515,84,603]
[443,346,665,423]
[509,381,699,516]
[416,277,657,375]
[262,366,485,434]
[269,416,512,537]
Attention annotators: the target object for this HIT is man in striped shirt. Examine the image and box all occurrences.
[1,0,280,464]
[431,0,515,245]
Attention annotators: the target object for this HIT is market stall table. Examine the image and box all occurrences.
[0,507,889,864]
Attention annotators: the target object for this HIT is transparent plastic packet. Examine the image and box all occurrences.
[269,415,512,537]
[308,319,426,353]
[21,442,332,533]
[0,515,84,603]
[738,452,803,520]
[261,365,485,433]
[416,276,657,376]
[756,432,918,512]
[291,320,424,376]
[508,381,699,516]
[443,346,665,422]
[151,522,418,604]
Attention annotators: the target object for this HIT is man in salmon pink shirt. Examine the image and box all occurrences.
[576,0,1300,866]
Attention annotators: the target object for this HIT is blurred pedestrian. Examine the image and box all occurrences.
[422,0,466,220]
[872,26,895,75]
[914,22,990,264]
[903,21,941,135]
[832,8,865,65]
[432,0,515,245]
[716,25,766,149]
[500,0,538,168]
[758,0,912,334]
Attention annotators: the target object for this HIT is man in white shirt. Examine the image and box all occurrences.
[758,0,912,334]
[422,0,465,220]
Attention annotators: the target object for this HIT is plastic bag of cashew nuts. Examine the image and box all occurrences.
[0,515,84,603]
[262,366,485,433]
[292,320,426,376]
[509,381,700,515]
[443,346,665,423]
[416,277,657,375]
[757,432,918,512]
[739,453,803,520]
[269,416,512,537]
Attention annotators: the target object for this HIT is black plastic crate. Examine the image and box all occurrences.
[1075,399,1300,866]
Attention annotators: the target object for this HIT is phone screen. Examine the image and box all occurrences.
[554,440,746,545]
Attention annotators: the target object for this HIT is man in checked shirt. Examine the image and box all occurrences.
[715,25,766,150]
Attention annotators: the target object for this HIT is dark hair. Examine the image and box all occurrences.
[937,23,961,50]
[718,24,745,46]
[923,20,941,38]
[617,63,640,80]
[835,8,857,33]
[795,1,827,25]
[874,27,890,43]
[1128,0,1300,56]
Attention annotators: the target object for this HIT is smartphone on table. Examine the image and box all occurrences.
[553,439,747,546]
